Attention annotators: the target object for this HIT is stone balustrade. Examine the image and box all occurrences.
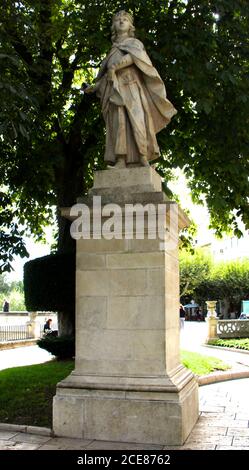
[0,312,58,343]
[0,312,57,327]
[217,319,249,339]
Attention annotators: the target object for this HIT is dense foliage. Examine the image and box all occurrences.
[37,335,75,359]
[180,251,249,312]
[0,273,25,310]
[24,252,75,332]
[24,253,75,311]
[1,0,249,272]
[180,249,212,298]
[208,338,249,350]
[196,259,249,311]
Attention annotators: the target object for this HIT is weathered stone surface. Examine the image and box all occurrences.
[77,253,106,270]
[77,297,107,330]
[0,441,39,450]
[13,433,51,444]
[91,167,162,192]
[53,376,198,445]
[107,295,164,330]
[86,441,164,450]
[227,428,249,436]
[53,168,198,445]
[216,446,249,450]
[39,437,93,450]
[106,251,164,269]
[0,423,26,433]
[0,431,19,440]
[190,426,227,437]
[185,436,233,446]
[233,437,249,447]
[53,396,84,438]
[25,426,52,436]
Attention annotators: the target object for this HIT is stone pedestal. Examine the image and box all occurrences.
[206,301,218,342]
[26,312,40,339]
[53,167,199,445]
[206,316,218,342]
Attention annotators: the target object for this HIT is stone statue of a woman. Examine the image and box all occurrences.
[85,10,177,168]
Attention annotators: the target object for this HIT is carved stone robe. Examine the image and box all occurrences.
[96,37,177,164]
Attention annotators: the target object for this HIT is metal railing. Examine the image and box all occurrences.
[0,325,32,342]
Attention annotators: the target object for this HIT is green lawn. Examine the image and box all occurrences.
[208,338,249,351]
[181,350,230,376]
[0,360,74,427]
[0,352,229,427]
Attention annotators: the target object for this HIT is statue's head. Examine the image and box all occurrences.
[111,10,135,42]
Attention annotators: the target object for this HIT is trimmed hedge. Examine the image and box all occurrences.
[208,338,249,351]
[37,335,75,359]
[24,252,75,312]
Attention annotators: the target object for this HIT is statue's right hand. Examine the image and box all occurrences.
[107,65,116,82]
[84,85,95,94]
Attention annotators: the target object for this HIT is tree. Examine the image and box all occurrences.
[210,259,249,310]
[0,0,249,273]
[0,273,10,294]
[179,249,212,301]
[182,256,249,314]
[0,273,25,310]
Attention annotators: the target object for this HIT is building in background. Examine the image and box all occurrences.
[199,230,249,262]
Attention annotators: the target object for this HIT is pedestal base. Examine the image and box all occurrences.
[53,367,198,445]
[54,167,199,445]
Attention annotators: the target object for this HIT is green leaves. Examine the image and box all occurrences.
[180,249,212,298]
[0,0,249,271]
[181,252,249,309]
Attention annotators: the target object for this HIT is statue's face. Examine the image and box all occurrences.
[113,14,132,34]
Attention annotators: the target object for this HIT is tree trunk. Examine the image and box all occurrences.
[56,144,85,252]
[55,145,85,336]
[58,310,75,336]
[222,298,230,319]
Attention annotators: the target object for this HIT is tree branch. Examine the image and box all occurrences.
[180,280,190,298]
[57,45,83,96]
[67,93,96,152]
[37,0,54,68]
[3,23,33,67]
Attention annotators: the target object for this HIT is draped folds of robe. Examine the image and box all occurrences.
[96,37,177,164]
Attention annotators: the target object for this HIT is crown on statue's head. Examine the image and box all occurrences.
[113,10,134,24]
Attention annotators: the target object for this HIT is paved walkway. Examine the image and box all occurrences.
[0,378,248,450]
[0,345,53,371]
[181,321,249,368]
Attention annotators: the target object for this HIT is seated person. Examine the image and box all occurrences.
[43,318,52,334]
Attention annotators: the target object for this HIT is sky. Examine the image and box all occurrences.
[168,168,211,245]
[6,227,54,282]
[6,169,210,282]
